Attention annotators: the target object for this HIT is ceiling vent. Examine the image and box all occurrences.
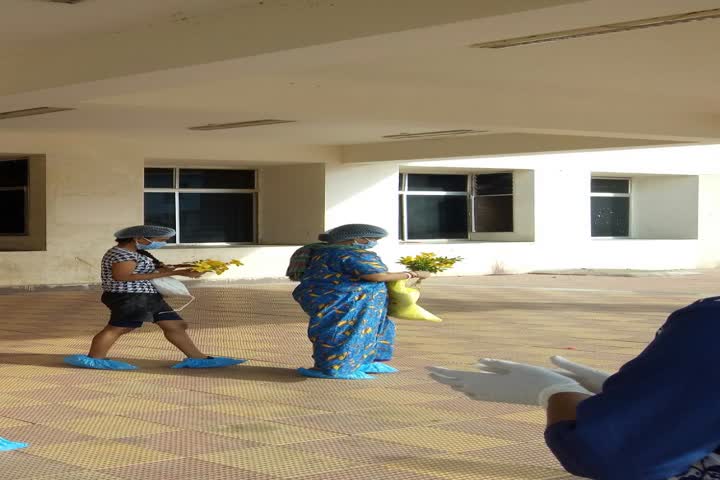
[188,119,295,131]
[383,129,486,140]
[0,107,75,120]
[48,1,88,4]
[471,8,720,49]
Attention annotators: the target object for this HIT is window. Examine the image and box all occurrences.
[144,168,256,244]
[591,178,630,237]
[0,159,28,235]
[473,173,513,233]
[398,172,514,240]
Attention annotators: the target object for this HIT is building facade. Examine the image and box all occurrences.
[2,134,720,288]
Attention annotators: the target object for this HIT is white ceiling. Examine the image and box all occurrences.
[1,0,719,159]
[0,0,250,47]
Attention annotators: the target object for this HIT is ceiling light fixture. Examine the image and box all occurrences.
[471,8,720,49]
[48,0,87,4]
[0,107,75,120]
[383,129,486,140]
[188,119,295,131]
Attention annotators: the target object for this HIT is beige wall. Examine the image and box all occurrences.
[631,175,698,239]
[259,164,325,245]
[0,132,339,287]
[0,141,143,286]
[324,162,400,239]
[4,139,720,288]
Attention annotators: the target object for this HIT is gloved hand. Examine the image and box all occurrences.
[428,358,592,407]
[550,356,612,394]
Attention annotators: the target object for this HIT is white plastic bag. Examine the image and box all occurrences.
[152,277,192,297]
[151,277,195,312]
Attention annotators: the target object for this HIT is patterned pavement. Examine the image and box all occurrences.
[0,271,715,480]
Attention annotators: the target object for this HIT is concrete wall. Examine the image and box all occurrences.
[4,140,720,287]
[631,175,698,239]
[324,162,400,239]
[0,132,339,287]
[259,163,325,245]
[0,139,143,286]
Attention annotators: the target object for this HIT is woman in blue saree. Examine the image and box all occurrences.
[289,224,429,380]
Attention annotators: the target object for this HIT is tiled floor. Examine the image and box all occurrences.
[0,271,716,479]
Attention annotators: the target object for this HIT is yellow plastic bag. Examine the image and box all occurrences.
[386,280,442,322]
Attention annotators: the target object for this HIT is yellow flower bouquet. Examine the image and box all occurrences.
[399,252,462,284]
[189,259,243,275]
[387,253,461,323]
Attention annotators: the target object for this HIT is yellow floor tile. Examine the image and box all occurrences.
[344,387,455,405]
[27,440,178,469]
[47,415,179,439]
[198,446,359,477]
[200,401,328,420]
[208,420,345,444]
[361,427,517,453]
[66,397,181,415]
[498,410,547,425]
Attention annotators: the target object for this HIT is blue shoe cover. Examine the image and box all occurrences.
[0,437,28,451]
[63,355,138,370]
[171,356,246,369]
[360,362,399,374]
[297,367,375,380]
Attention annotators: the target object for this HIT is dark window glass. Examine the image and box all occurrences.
[144,168,174,188]
[179,169,255,189]
[591,197,630,237]
[0,190,26,234]
[406,195,467,239]
[475,173,513,196]
[474,196,513,232]
[591,178,629,194]
[407,174,467,192]
[179,193,254,243]
[144,193,177,243]
[0,159,28,188]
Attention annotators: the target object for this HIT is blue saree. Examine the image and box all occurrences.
[292,246,396,378]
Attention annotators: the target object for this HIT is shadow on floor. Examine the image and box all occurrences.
[0,352,306,384]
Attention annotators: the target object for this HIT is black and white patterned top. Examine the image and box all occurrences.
[101,247,157,293]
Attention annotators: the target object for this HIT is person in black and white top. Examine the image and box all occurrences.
[64,225,245,370]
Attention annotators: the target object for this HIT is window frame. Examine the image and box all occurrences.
[398,173,471,241]
[471,172,514,234]
[590,176,631,239]
[143,166,258,246]
[0,158,29,236]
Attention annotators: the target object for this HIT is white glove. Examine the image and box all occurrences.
[428,359,592,407]
[551,356,612,394]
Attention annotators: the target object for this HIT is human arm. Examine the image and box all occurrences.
[545,301,720,479]
[111,261,202,281]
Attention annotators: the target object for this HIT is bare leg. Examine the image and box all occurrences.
[88,325,134,358]
[156,321,206,359]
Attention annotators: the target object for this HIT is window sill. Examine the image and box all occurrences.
[399,239,533,244]
[164,243,256,249]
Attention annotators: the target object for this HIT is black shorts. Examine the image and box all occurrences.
[101,292,182,329]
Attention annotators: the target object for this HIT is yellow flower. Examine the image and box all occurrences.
[190,258,244,275]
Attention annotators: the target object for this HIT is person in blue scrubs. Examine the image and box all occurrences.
[290,224,429,380]
[428,297,720,479]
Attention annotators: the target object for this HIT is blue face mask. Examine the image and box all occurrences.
[353,240,377,250]
[137,240,167,250]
